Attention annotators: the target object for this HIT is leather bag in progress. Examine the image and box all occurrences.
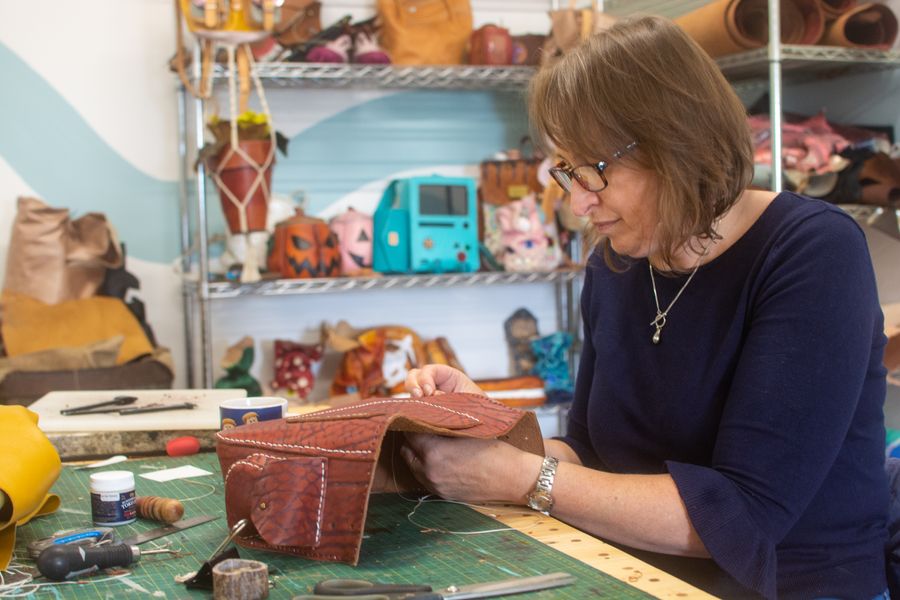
[3,197,123,305]
[216,393,544,564]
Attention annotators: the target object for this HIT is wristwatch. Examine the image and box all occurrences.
[526,456,559,515]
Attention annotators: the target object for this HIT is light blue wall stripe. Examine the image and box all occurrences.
[273,91,530,215]
[1,41,532,260]
[0,42,180,263]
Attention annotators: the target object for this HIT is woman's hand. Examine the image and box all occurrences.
[400,432,543,503]
[405,364,484,397]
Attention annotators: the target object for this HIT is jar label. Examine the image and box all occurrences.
[91,490,136,525]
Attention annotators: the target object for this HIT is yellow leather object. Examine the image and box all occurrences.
[0,406,61,569]
[178,0,278,36]
[1,292,153,365]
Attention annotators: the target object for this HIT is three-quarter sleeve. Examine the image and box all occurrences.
[667,211,885,597]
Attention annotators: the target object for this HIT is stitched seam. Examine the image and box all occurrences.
[314,460,325,546]
[242,534,343,560]
[223,452,287,484]
[218,436,372,455]
[287,399,482,423]
[224,460,262,484]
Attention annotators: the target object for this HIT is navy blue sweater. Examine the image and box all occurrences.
[560,193,889,598]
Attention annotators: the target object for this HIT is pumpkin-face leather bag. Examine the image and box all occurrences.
[216,392,544,565]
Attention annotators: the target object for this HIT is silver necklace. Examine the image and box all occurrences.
[648,248,708,345]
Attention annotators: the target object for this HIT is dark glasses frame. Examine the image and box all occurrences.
[549,141,639,193]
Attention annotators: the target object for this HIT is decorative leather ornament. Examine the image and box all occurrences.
[271,340,324,400]
[331,326,427,398]
[216,393,544,565]
[328,207,374,275]
[469,24,513,65]
[268,209,341,278]
[273,0,322,48]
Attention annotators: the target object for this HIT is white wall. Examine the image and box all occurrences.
[1,1,898,400]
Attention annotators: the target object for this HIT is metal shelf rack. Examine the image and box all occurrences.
[215,63,536,90]
[180,1,900,387]
[191,269,582,300]
[215,44,900,93]
[718,45,900,84]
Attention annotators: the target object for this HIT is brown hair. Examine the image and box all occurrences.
[529,15,753,272]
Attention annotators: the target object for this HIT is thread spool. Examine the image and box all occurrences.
[135,496,185,524]
[213,558,269,600]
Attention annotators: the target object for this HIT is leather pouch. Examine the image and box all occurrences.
[216,392,544,564]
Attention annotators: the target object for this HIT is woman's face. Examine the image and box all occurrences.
[564,155,659,259]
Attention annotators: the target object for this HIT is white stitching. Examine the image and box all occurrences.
[224,453,286,484]
[286,399,482,423]
[227,455,326,547]
[217,433,372,455]
[224,460,262,484]
[314,460,325,546]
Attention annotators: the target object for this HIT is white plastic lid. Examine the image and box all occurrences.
[90,470,135,493]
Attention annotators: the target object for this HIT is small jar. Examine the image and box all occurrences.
[89,470,136,526]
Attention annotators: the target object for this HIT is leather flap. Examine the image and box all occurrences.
[251,456,327,548]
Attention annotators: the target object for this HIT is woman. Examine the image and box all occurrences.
[402,15,889,599]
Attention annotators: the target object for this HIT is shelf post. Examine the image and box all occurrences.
[188,42,215,388]
[768,0,784,192]
[176,86,197,388]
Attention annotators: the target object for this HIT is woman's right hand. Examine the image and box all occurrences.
[405,364,484,397]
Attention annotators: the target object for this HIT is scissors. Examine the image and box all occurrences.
[291,572,575,600]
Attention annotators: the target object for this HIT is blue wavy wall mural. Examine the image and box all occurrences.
[1,40,530,263]
[0,42,180,264]
[274,91,531,215]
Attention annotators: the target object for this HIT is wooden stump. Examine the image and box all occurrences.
[212,558,269,600]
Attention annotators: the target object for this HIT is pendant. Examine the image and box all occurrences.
[651,312,666,345]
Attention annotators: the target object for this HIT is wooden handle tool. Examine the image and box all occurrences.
[135,496,185,524]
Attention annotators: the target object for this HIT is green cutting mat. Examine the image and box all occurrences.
[14,454,652,599]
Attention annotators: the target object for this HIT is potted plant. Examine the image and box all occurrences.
[199,111,289,236]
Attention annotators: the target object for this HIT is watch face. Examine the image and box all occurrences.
[527,490,553,512]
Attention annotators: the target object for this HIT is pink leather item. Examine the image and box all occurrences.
[216,393,544,564]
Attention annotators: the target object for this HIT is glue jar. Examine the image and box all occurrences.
[90,471,136,526]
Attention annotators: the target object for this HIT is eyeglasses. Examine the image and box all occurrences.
[548,141,639,193]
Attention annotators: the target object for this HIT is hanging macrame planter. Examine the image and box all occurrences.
[176,0,284,283]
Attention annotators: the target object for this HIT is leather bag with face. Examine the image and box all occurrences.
[328,207,374,275]
[268,210,341,278]
[215,392,544,565]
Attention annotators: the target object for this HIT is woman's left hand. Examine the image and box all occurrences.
[399,433,543,503]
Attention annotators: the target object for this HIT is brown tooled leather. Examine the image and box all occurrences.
[216,393,544,565]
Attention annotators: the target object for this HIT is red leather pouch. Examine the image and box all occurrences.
[216,392,544,564]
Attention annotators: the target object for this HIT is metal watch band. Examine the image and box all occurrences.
[527,456,559,515]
